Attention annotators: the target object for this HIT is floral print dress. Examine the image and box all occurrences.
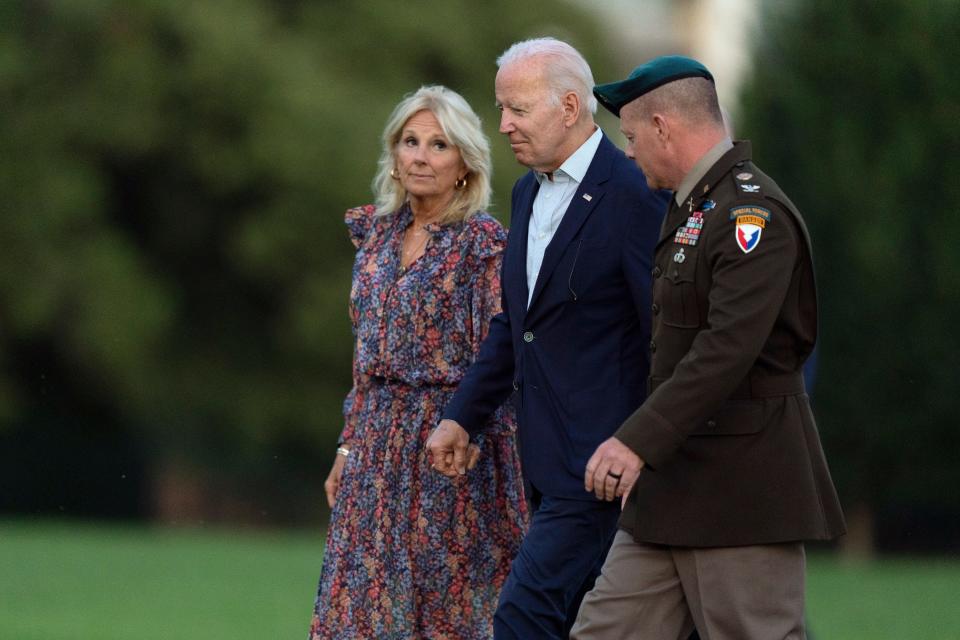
[309,204,528,640]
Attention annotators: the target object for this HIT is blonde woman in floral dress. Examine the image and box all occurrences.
[308,86,527,640]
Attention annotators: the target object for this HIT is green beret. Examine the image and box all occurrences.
[593,55,714,117]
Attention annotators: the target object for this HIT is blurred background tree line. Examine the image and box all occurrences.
[1,0,957,555]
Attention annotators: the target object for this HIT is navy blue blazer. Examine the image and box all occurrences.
[444,134,668,498]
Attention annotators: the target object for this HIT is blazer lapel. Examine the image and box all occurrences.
[527,135,614,311]
[507,174,538,316]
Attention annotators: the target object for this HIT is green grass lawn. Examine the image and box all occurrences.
[805,553,960,640]
[2,519,959,639]
[0,519,324,640]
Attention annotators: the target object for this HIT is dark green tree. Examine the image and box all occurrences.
[0,0,613,523]
[739,0,960,553]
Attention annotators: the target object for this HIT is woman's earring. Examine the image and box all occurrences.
[455,176,467,190]
[390,168,401,180]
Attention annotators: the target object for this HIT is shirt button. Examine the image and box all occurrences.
[523,331,535,343]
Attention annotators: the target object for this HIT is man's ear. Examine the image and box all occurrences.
[561,90,581,127]
[652,113,670,146]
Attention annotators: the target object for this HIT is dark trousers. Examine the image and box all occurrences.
[493,489,620,640]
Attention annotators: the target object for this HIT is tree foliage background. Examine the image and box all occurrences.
[0,0,614,524]
[3,0,958,551]
[739,0,960,551]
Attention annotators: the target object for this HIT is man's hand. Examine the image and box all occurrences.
[426,419,480,477]
[584,436,645,503]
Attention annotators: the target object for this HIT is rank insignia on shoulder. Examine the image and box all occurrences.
[729,205,770,254]
[740,184,761,193]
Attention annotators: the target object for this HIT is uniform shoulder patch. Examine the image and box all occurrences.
[729,205,771,254]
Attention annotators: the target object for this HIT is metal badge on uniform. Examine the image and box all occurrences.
[673,247,686,263]
[735,172,754,181]
[582,193,592,201]
[701,199,716,212]
[729,205,772,254]
[740,184,761,193]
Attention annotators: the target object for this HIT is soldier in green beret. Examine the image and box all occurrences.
[571,56,846,639]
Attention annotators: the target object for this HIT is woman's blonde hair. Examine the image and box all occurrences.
[373,85,492,224]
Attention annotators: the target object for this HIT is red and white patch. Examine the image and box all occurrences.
[729,206,771,254]
[735,220,762,253]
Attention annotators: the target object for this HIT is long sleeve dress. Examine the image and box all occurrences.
[309,203,528,640]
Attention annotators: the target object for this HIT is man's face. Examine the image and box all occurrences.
[620,100,667,191]
[495,60,570,173]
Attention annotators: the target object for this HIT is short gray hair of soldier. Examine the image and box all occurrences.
[632,77,724,128]
[496,37,598,116]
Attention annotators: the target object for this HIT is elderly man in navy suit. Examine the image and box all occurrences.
[426,38,667,639]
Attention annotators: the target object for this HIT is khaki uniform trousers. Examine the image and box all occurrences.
[571,530,807,640]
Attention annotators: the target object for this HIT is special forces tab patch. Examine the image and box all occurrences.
[729,205,771,254]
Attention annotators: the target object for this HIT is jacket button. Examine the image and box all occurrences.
[649,340,656,353]
[523,331,534,343]
[512,380,520,391]
[652,265,662,278]
[652,303,660,315]
[706,419,717,429]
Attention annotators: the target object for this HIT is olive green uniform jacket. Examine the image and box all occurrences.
[616,141,846,547]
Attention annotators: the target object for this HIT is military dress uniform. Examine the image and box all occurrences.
[572,55,847,640]
[615,140,846,548]
[571,140,846,640]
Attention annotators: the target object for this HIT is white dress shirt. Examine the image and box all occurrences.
[526,127,603,307]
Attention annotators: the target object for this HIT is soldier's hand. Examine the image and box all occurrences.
[584,436,645,502]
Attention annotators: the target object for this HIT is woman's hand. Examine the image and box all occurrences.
[324,450,349,507]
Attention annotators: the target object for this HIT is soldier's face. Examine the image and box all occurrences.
[620,101,668,191]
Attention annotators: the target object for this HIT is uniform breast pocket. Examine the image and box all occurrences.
[661,261,700,328]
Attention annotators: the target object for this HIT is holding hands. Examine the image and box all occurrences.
[426,419,481,477]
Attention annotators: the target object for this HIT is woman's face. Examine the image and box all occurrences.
[395,110,466,208]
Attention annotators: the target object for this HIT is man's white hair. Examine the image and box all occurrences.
[497,37,597,115]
